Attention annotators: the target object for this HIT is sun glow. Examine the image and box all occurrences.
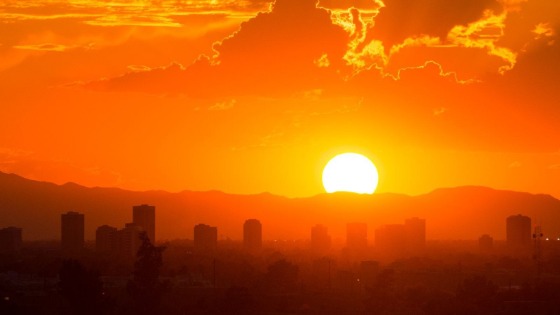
[322,153,379,194]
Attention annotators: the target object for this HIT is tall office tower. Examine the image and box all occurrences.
[405,217,426,250]
[479,234,494,252]
[133,204,155,243]
[118,223,144,258]
[61,211,85,255]
[506,214,531,247]
[194,224,218,253]
[243,219,262,252]
[0,227,23,253]
[375,217,427,259]
[311,224,331,254]
[96,225,118,253]
[347,222,368,250]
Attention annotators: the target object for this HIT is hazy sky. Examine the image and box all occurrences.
[1,0,559,197]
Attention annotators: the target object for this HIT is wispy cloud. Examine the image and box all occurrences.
[84,14,183,27]
[208,99,236,111]
[14,43,75,52]
[533,22,556,45]
[0,147,34,172]
[0,0,268,24]
[433,107,447,116]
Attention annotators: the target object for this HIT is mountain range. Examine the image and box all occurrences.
[0,171,559,242]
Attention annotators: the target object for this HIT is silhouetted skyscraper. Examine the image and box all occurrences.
[118,223,144,258]
[311,224,331,254]
[0,227,22,253]
[243,219,262,252]
[194,224,217,253]
[61,211,84,255]
[347,222,367,250]
[96,225,118,253]
[506,214,531,247]
[133,204,155,243]
[375,217,427,259]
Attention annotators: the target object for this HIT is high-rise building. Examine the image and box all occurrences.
[194,224,217,253]
[347,222,367,250]
[118,223,144,258]
[133,204,155,243]
[243,219,262,252]
[375,217,427,259]
[506,214,531,247]
[61,211,84,255]
[96,223,144,258]
[0,227,22,253]
[311,224,331,254]
[96,225,118,253]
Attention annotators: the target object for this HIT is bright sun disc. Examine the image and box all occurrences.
[322,153,379,194]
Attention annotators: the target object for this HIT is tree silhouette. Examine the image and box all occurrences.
[456,274,498,314]
[456,274,497,306]
[265,259,299,293]
[127,231,166,315]
[220,285,255,314]
[58,259,104,315]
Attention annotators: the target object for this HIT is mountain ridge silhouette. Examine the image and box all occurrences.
[1,171,559,241]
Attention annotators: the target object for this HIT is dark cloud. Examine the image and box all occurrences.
[371,0,503,49]
[493,25,560,121]
[82,0,349,97]
[76,0,558,119]
[211,0,348,92]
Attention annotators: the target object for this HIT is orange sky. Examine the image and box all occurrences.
[0,0,559,198]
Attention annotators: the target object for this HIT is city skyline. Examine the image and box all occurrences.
[2,208,547,261]
[1,172,560,241]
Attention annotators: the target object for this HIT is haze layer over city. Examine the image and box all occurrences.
[1,0,560,314]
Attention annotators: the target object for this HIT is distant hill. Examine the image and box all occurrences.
[0,172,559,241]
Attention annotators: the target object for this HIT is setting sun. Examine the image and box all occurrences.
[322,153,379,194]
[1,0,560,313]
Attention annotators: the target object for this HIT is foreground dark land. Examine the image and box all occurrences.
[2,239,560,315]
